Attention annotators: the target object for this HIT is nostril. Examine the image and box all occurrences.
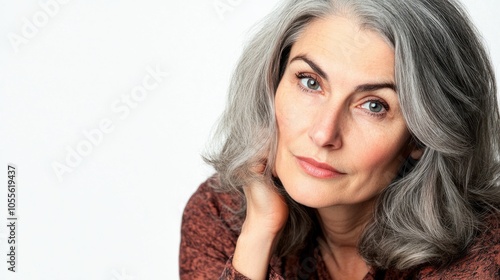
[308,127,342,149]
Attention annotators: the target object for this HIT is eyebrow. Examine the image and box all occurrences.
[355,83,396,93]
[290,55,329,81]
[289,54,397,93]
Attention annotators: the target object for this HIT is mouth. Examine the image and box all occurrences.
[295,156,345,179]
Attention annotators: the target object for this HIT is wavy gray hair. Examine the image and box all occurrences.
[204,0,500,269]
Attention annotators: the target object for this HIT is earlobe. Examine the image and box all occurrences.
[410,148,424,160]
[407,137,424,160]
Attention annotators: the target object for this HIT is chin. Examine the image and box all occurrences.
[278,174,343,208]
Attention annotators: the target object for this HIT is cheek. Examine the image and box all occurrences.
[275,85,311,140]
[355,132,408,180]
[275,101,287,134]
[275,93,288,152]
[362,134,396,162]
[275,88,295,140]
[275,87,299,172]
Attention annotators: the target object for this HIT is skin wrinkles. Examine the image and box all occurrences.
[290,55,397,93]
[273,15,423,279]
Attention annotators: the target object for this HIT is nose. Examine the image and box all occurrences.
[308,104,343,149]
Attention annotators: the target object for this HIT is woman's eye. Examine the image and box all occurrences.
[360,100,388,113]
[300,77,321,91]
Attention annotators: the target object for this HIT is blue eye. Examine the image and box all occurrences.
[299,77,321,91]
[360,100,388,113]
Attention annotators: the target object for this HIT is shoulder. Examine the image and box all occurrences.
[416,212,500,279]
[180,175,244,279]
[182,175,243,230]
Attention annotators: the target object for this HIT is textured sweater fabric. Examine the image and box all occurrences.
[180,177,500,279]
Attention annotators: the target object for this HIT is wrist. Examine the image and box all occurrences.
[232,227,280,280]
[242,213,287,237]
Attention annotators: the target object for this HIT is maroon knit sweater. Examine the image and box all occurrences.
[180,177,500,279]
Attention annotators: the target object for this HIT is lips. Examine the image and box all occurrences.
[295,156,345,179]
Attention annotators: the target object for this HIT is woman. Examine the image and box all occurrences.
[180,0,500,279]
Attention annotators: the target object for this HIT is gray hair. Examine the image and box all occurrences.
[204,0,500,269]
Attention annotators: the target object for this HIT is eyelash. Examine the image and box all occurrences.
[295,72,321,93]
[294,72,390,118]
[360,99,390,118]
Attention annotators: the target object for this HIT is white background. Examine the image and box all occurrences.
[0,0,498,279]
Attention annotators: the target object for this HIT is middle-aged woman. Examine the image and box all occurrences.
[180,0,500,279]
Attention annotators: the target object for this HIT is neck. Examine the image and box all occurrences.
[315,199,375,279]
[316,199,374,247]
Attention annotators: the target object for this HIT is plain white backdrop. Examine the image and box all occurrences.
[0,0,498,279]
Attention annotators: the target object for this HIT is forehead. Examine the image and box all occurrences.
[289,15,395,83]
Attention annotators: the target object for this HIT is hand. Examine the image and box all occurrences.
[232,162,289,280]
[242,173,289,236]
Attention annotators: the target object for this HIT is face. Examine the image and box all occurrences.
[274,15,419,209]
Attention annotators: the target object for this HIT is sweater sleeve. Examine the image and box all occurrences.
[220,256,284,280]
[179,177,286,280]
[179,178,241,279]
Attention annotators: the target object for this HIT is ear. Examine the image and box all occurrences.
[410,147,424,160]
[407,137,424,160]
